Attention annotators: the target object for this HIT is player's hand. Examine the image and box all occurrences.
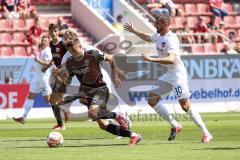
[41,66,47,73]
[234,42,240,53]
[114,78,122,88]
[124,22,135,33]
[34,57,39,62]
[142,53,152,62]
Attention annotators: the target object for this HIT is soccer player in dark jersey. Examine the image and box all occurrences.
[55,29,142,145]
[42,23,70,130]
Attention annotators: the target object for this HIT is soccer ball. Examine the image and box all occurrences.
[47,132,64,148]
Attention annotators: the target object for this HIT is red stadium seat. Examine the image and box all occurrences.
[0,33,13,45]
[235,16,240,26]
[13,32,27,45]
[185,4,197,15]
[215,16,222,27]
[224,16,236,28]
[136,0,148,3]
[204,44,217,54]
[174,16,184,29]
[0,47,13,57]
[224,3,235,15]
[191,46,204,54]
[201,16,210,24]
[175,3,185,13]
[14,47,28,57]
[186,16,198,28]
[25,19,35,29]
[12,19,26,31]
[238,29,240,37]
[0,19,12,32]
[197,3,211,15]
[37,0,49,5]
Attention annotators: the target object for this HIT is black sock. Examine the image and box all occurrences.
[106,124,131,137]
[93,111,117,121]
[60,93,85,105]
[52,105,63,126]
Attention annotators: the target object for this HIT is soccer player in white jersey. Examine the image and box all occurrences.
[124,15,213,143]
[13,35,52,124]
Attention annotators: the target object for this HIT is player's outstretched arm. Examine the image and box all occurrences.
[104,54,126,88]
[124,22,151,42]
[142,53,176,64]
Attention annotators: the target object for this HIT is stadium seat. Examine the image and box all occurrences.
[0,33,13,45]
[0,47,13,57]
[215,17,222,27]
[197,3,211,15]
[224,16,236,28]
[136,0,148,4]
[174,16,184,29]
[235,16,240,26]
[224,3,235,15]
[13,32,27,45]
[37,0,49,5]
[238,29,240,37]
[12,19,26,31]
[184,4,197,15]
[0,19,12,32]
[175,3,185,14]
[14,47,28,57]
[201,16,210,24]
[186,16,198,28]
[204,44,217,54]
[25,19,35,29]
[191,45,204,54]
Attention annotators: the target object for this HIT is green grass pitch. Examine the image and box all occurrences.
[0,113,239,160]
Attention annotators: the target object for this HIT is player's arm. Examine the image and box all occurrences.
[53,68,72,86]
[142,53,176,64]
[234,41,240,53]
[124,22,151,42]
[104,54,126,88]
[35,57,51,66]
[41,60,54,72]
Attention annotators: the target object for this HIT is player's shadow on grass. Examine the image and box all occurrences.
[192,147,240,150]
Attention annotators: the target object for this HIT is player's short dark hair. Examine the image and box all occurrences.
[48,23,58,31]
[156,15,170,24]
[62,29,80,47]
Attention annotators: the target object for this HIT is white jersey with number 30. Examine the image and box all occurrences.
[150,31,190,99]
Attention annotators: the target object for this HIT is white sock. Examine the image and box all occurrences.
[188,107,210,135]
[153,102,179,128]
[22,99,34,119]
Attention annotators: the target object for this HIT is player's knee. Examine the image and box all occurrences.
[179,99,190,112]
[148,93,160,107]
[97,120,108,130]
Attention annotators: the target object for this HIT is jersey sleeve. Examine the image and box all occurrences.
[92,49,105,61]
[150,33,158,42]
[65,58,75,78]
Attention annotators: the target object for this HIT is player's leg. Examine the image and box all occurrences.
[50,91,65,130]
[179,98,213,143]
[13,92,38,124]
[147,92,182,140]
[88,105,142,145]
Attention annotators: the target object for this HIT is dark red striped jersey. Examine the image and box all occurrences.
[50,39,68,68]
[66,49,106,88]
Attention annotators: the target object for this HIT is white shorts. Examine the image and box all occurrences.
[30,77,52,96]
[157,71,191,100]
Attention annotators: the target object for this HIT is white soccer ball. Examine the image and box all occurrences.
[47,132,64,148]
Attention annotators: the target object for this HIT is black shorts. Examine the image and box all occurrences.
[79,85,109,109]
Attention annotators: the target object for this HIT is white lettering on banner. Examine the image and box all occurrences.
[184,58,240,79]
[0,92,18,109]
[0,92,7,109]
[9,92,18,109]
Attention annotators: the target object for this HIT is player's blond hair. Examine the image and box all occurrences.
[62,29,80,47]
